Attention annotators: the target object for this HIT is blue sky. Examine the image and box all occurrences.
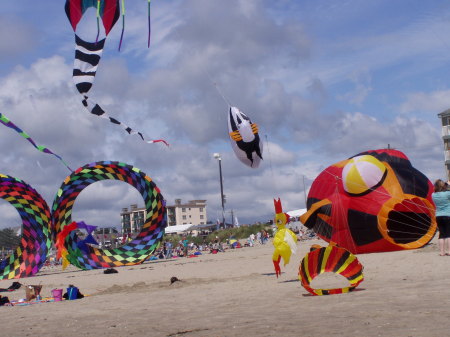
[1,0,450,229]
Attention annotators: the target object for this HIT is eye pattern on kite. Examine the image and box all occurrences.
[52,161,167,270]
[0,174,52,280]
[299,245,364,296]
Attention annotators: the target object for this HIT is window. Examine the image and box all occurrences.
[200,215,204,219]
[182,208,186,212]
[200,208,204,212]
[443,116,450,126]
[182,215,187,220]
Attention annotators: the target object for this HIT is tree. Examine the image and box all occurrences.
[0,227,21,250]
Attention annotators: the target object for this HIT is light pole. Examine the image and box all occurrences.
[213,153,226,228]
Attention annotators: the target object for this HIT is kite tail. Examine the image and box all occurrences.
[73,35,168,146]
[148,139,169,146]
[118,0,126,51]
[148,0,151,48]
[0,113,73,172]
[82,96,169,146]
[95,0,101,43]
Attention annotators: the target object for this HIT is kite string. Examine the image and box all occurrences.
[148,0,152,48]
[171,27,232,108]
[323,168,434,226]
[332,178,358,254]
[321,168,435,238]
[264,134,275,178]
[199,54,233,108]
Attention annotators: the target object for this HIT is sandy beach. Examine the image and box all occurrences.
[0,237,449,337]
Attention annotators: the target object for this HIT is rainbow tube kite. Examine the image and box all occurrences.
[56,221,99,270]
[299,245,364,296]
[0,174,52,279]
[52,161,166,270]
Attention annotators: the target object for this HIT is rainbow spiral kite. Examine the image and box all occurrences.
[52,161,166,270]
[299,245,364,296]
[0,174,52,279]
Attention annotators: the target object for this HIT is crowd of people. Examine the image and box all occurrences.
[150,227,317,260]
[152,229,276,260]
[246,229,270,247]
[152,237,224,259]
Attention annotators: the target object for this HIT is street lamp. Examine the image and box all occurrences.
[213,153,225,228]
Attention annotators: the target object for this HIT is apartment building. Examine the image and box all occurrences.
[438,109,450,180]
[120,204,146,234]
[166,199,207,227]
[120,199,207,233]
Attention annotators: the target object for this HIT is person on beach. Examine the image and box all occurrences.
[165,241,173,259]
[432,179,450,256]
[182,237,189,257]
[256,231,261,244]
[248,233,255,247]
[211,239,219,253]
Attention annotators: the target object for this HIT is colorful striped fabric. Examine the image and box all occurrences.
[65,0,120,36]
[0,113,72,171]
[52,161,167,270]
[299,245,364,296]
[0,174,53,279]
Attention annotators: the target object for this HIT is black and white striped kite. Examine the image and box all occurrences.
[66,0,168,146]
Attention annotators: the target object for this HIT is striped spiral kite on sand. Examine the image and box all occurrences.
[0,174,52,279]
[299,245,364,296]
[52,161,166,270]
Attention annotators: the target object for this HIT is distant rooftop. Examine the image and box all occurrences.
[438,109,450,118]
[168,199,206,207]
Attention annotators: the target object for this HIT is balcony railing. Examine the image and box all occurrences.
[442,125,450,137]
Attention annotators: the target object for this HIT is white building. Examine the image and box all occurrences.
[166,199,207,227]
[438,109,450,180]
[120,204,146,234]
[120,199,208,234]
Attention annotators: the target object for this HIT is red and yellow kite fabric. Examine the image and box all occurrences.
[272,198,297,277]
[300,149,436,254]
[299,245,364,296]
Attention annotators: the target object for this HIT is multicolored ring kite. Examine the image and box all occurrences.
[0,174,52,280]
[299,245,364,296]
[52,161,166,270]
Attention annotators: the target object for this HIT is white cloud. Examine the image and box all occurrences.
[0,1,449,230]
[337,68,372,106]
[399,90,450,115]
